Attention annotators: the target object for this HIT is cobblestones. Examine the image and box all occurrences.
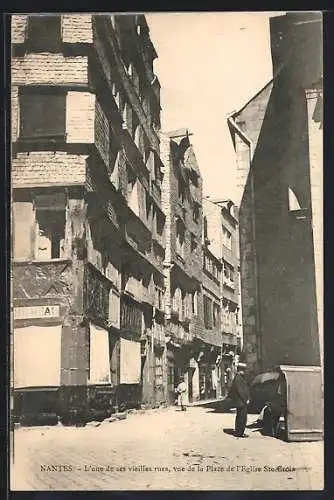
[10,406,323,491]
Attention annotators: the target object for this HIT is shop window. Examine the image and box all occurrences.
[26,15,61,52]
[19,87,66,141]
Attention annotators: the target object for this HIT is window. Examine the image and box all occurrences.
[109,289,120,329]
[192,291,198,316]
[128,63,140,94]
[19,88,66,140]
[109,128,120,173]
[180,294,185,321]
[213,302,220,328]
[176,220,185,258]
[193,203,200,222]
[89,323,111,385]
[203,295,213,329]
[27,15,61,52]
[127,165,140,216]
[156,211,164,236]
[223,262,235,289]
[222,226,232,250]
[178,178,186,204]
[155,286,163,310]
[36,209,65,260]
[191,233,197,252]
[172,287,182,315]
[13,192,66,261]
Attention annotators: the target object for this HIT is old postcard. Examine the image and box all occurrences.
[10,11,323,491]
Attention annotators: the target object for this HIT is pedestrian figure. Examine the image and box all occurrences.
[176,376,187,411]
[228,362,250,437]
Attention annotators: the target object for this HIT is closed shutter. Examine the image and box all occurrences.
[13,201,35,260]
[14,325,62,388]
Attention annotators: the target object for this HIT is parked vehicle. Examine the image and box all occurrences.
[249,365,323,442]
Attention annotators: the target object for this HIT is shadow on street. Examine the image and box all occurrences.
[222,428,235,436]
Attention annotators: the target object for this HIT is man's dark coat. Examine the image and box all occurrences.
[228,372,250,408]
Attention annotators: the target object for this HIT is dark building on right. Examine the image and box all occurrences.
[227,12,323,376]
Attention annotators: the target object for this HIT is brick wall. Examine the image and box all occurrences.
[12,152,87,187]
[11,54,89,86]
[62,14,93,44]
[11,15,27,44]
[66,91,95,144]
[11,86,19,142]
[11,14,93,45]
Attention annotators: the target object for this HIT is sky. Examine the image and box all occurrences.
[146,12,285,203]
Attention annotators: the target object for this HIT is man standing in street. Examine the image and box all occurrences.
[228,362,250,438]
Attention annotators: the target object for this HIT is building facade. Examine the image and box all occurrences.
[160,129,205,404]
[11,14,166,424]
[227,12,323,377]
[203,198,242,396]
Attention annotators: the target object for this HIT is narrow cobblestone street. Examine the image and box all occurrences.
[11,405,323,491]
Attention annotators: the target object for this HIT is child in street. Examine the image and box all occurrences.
[176,376,187,411]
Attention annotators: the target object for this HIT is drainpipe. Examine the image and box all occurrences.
[226,113,262,372]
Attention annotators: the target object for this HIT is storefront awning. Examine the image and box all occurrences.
[222,333,238,346]
[194,330,222,348]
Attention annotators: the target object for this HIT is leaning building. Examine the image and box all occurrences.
[11,14,166,423]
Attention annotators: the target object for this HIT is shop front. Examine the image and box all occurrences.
[117,293,143,410]
[166,337,193,406]
[192,331,223,402]
[12,296,87,426]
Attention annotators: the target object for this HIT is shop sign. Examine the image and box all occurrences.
[13,305,60,320]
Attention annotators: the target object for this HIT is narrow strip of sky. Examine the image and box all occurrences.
[147,12,285,202]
